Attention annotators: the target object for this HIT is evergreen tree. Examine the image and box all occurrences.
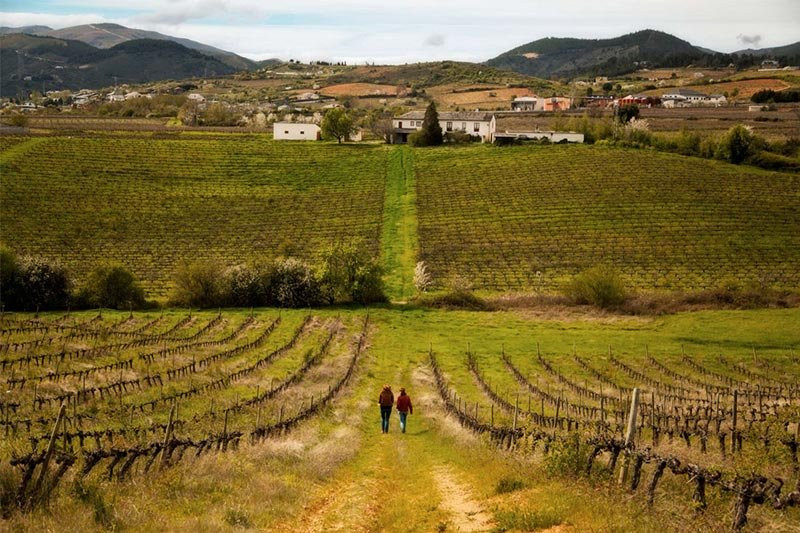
[420,101,443,146]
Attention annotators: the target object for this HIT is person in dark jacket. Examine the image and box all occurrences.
[396,388,413,433]
[378,385,394,433]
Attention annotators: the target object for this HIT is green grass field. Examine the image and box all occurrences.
[3,135,799,300]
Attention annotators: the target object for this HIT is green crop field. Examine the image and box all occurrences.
[5,135,798,300]
[415,145,800,291]
[1,135,388,298]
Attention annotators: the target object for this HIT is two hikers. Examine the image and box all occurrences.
[377,385,413,434]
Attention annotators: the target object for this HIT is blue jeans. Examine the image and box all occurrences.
[398,411,408,433]
[380,406,392,433]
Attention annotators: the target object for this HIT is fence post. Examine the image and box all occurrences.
[618,388,640,485]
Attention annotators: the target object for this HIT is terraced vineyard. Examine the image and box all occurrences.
[0,136,388,298]
[0,310,369,511]
[415,145,800,291]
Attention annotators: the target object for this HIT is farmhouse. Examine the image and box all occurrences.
[273,122,321,140]
[661,88,707,104]
[511,96,538,111]
[541,96,573,111]
[390,111,496,143]
[494,130,584,144]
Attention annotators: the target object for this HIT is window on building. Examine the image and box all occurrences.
[473,122,480,132]
[416,121,422,126]
[300,131,305,134]
[446,121,453,131]
[398,121,403,128]
[461,122,467,130]
[284,131,289,134]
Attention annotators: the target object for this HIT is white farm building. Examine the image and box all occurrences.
[273,122,321,141]
[390,111,496,143]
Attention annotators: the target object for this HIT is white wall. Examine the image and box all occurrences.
[273,122,320,140]
[393,118,494,142]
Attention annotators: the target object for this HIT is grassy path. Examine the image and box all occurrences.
[379,146,419,302]
[0,137,48,165]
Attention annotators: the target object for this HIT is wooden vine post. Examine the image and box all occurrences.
[159,402,176,471]
[731,389,739,453]
[618,388,641,485]
[32,402,67,498]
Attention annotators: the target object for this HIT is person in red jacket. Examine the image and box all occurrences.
[396,388,413,433]
[378,385,394,433]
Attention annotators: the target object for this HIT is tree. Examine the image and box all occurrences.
[602,82,614,93]
[365,109,393,143]
[318,240,386,304]
[419,101,443,146]
[616,104,640,124]
[78,265,146,309]
[717,124,755,164]
[321,108,357,143]
[178,99,201,126]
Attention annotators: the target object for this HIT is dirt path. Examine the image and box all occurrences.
[432,465,495,532]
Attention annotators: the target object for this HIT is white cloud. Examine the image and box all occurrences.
[1,1,798,63]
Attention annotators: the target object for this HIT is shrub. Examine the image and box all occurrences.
[444,131,479,144]
[319,241,386,304]
[170,260,225,308]
[564,266,627,309]
[716,124,755,164]
[6,113,29,128]
[495,477,525,494]
[0,246,22,310]
[616,104,639,124]
[265,258,325,307]
[413,261,432,293]
[544,433,588,477]
[748,151,800,172]
[15,257,72,311]
[77,265,146,309]
[224,263,268,307]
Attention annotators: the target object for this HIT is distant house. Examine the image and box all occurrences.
[661,88,708,104]
[390,111,496,143]
[511,96,538,111]
[124,91,142,100]
[706,94,727,106]
[187,93,206,102]
[541,96,572,111]
[760,59,780,69]
[273,122,321,140]
[617,94,651,107]
[107,89,125,102]
[494,130,584,144]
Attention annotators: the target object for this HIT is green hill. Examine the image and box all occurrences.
[0,34,238,95]
[486,29,706,77]
[3,136,799,298]
[0,23,255,70]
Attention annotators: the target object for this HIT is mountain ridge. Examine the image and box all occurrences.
[0,22,255,71]
[0,33,237,95]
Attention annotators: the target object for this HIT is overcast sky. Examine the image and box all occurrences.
[1,1,798,63]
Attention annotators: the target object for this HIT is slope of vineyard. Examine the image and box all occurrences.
[0,136,388,298]
[415,145,800,291]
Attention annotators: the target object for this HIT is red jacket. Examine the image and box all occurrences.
[396,394,413,414]
[379,389,394,407]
